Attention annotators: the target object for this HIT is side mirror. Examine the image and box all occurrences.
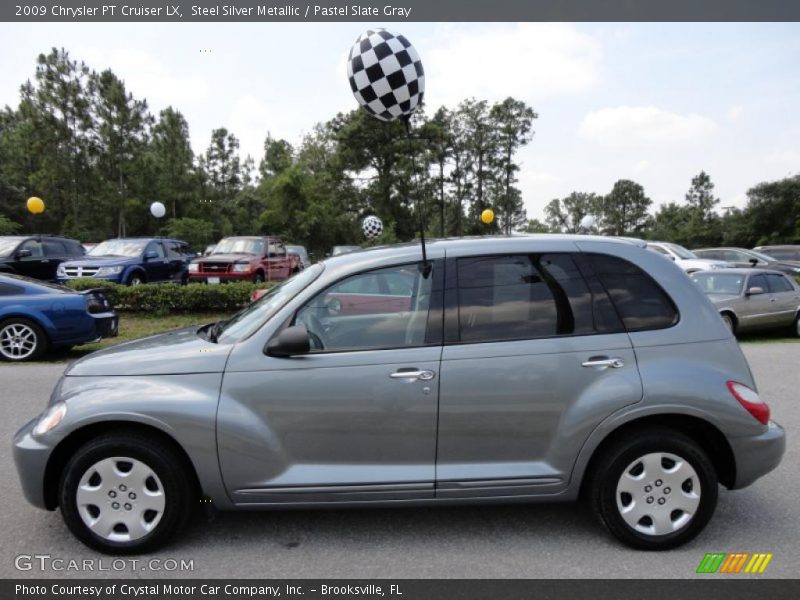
[16,249,32,259]
[669,256,676,261]
[266,324,311,357]
[144,250,159,260]
[746,286,764,296]
[749,259,759,267]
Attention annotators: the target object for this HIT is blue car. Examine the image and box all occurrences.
[57,238,192,286]
[0,273,118,361]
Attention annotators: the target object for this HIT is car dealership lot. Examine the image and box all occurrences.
[1,343,798,579]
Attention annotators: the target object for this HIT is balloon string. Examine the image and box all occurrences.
[404,118,431,278]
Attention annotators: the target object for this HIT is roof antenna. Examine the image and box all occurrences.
[404,117,431,278]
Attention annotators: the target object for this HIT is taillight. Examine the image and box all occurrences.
[85,292,111,314]
[727,381,770,425]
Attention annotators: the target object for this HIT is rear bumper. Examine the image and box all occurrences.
[729,420,786,489]
[91,311,119,339]
[189,273,251,283]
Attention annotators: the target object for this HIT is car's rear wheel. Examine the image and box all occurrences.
[252,271,265,283]
[59,432,194,554]
[0,318,47,361]
[589,428,718,550]
[791,313,800,337]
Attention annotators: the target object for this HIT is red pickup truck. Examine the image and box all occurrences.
[188,236,294,283]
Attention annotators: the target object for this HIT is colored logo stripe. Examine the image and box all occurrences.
[698,553,773,574]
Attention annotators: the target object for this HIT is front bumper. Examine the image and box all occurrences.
[188,272,251,283]
[13,418,55,510]
[729,420,786,489]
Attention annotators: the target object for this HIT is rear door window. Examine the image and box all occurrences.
[586,253,679,331]
[454,253,622,344]
[42,240,66,257]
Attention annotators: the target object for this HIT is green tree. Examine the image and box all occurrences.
[149,107,195,219]
[160,217,215,250]
[602,179,652,236]
[745,175,800,245]
[490,97,537,234]
[0,214,21,234]
[544,192,602,233]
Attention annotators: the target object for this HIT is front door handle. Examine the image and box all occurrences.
[390,369,436,381]
[581,357,625,369]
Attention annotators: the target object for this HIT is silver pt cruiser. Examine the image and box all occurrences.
[13,236,786,554]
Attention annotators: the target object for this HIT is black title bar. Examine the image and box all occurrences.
[3,0,800,22]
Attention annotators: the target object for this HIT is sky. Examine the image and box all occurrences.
[0,22,798,220]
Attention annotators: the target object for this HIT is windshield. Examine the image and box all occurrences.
[745,249,777,263]
[215,263,324,342]
[213,238,265,256]
[0,238,22,257]
[90,240,147,257]
[691,272,745,295]
[665,243,697,260]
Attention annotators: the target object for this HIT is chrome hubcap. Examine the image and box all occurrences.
[76,457,165,542]
[616,452,701,536]
[0,323,37,359]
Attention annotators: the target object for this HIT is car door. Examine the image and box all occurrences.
[216,261,444,504]
[436,252,644,498]
[143,241,170,282]
[15,239,51,280]
[765,273,800,326]
[41,239,69,280]
[739,273,777,329]
[264,240,290,280]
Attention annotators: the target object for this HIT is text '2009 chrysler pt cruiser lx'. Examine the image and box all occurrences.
[13,236,785,553]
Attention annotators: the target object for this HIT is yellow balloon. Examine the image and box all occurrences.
[481,208,495,224]
[26,196,45,214]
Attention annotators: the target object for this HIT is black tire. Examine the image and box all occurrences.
[721,313,736,335]
[252,271,265,283]
[126,271,146,286]
[59,431,195,555]
[791,313,800,338]
[0,317,48,362]
[588,428,718,550]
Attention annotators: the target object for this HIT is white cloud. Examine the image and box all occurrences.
[421,23,601,109]
[578,105,718,147]
[76,47,210,107]
[727,105,744,120]
[764,149,800,167]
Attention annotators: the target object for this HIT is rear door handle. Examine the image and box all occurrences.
[581,357,625,369]
[390,369,435,381]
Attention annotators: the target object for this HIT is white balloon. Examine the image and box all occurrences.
[150,201,166,218]
[362,215,384,240]
[579,215,597,230]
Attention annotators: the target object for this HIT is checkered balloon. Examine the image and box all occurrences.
[362,215,384,240]
[347,29,425,122]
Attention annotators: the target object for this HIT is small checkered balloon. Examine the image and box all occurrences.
[347,29,425,122]
[362,215,384,239]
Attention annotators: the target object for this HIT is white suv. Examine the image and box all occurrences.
[647,242,730,273]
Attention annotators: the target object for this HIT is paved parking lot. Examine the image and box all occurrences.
[1,342,798,579]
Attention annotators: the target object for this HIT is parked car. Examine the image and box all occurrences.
[286,245,311,271]
[13,236,784,554]
[330,245,362,256]
[81,242,98,253]
[753,245,800,264]
[0,273,117,361]
[188,236,294,283]
[57,238,192,286]
[0,235,85,281]
[646,242,730,273]
[690,269,800,336]
[693,247,800,278]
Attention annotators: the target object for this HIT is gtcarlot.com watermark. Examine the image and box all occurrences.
[15,554,194,572]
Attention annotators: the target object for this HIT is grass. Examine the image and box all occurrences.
[64,311,234,358]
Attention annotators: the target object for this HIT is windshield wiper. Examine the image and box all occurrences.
[208,320,228,343]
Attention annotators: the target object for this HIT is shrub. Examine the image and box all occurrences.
[65,278,274,313]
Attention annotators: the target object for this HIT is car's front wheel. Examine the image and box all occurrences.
[59,432,195,554]
[589,428,718,550]
[0,318,47,361]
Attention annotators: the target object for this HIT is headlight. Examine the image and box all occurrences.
[188,263,199,273]
[231,263,251,273]
[33,402,66,436]
[96,265,123,276]
[56,264,66,277]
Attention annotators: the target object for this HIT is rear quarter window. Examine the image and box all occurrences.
[587,253,679,331]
